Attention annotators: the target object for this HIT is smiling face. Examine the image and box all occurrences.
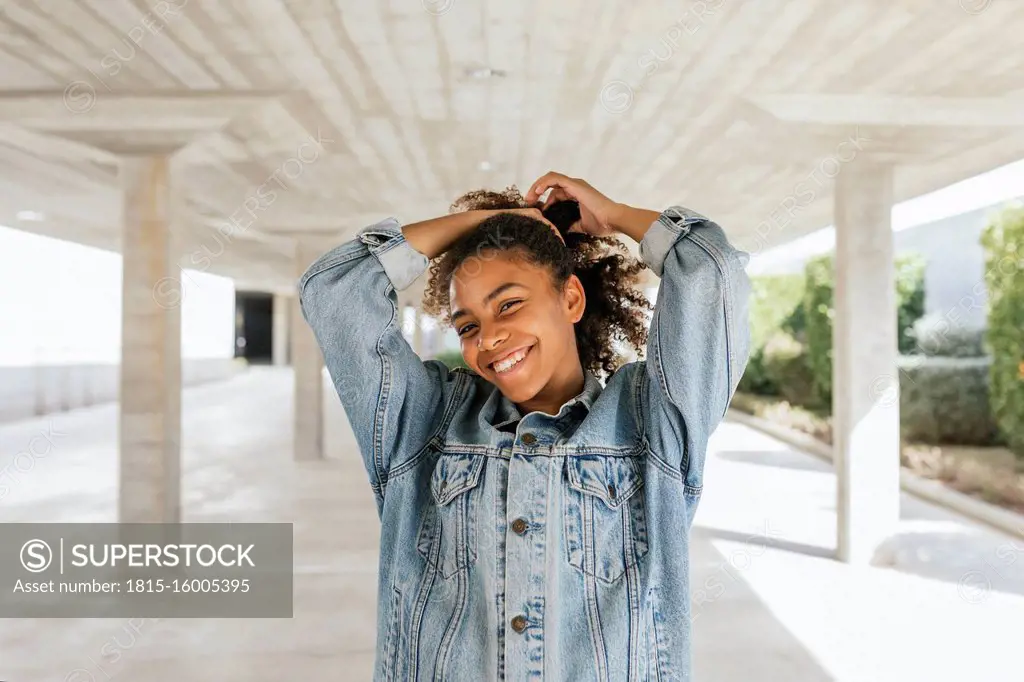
[449,249,585,407]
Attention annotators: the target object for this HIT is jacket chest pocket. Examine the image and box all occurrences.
[563,455,649,584]
[416,453,486,579]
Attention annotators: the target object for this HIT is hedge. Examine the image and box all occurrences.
[434,349,469,370]
[746,274,806,348]
[896,254,927,353]
[802,253,927,409]
[898,356,1002,446]
[737,274,805,395]
[981,205,1024,457]
[908,314,986,358]
[762,332,816,407]
[802,256,835,408]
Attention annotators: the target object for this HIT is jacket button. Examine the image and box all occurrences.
[511,615,528,633]
[511,518,528,535]
[521,433,537,445]
[608,484,617,500]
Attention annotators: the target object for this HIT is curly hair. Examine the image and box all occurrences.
[422,186,652,379]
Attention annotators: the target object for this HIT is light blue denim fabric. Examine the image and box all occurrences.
[298,206,751,681]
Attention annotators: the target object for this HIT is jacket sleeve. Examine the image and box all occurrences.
[297,217,454,502]
[638,206,751,492]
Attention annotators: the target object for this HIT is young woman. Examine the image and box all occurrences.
[299,172,750,681]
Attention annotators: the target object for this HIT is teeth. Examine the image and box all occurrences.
[494,348,528,373]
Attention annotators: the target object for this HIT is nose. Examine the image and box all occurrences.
[477,323,509,351]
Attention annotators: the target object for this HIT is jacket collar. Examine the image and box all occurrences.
[489,370,603,431]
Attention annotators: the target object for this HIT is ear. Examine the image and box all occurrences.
[562,274,586,324]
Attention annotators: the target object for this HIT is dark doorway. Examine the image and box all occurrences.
[235,292,274,363]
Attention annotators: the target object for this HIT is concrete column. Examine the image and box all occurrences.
[833,160,900,564]
[272,294,290,366]
[292,246,324,460]
[118,154,181,523]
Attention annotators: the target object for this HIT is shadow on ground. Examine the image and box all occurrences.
[689,531,835,681]
[715,449,832,473]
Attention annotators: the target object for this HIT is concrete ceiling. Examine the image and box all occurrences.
[0,0,1022,294]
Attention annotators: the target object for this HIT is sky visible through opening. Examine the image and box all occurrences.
[0,227,234,366]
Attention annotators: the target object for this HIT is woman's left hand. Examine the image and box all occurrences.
[525,172,621,238]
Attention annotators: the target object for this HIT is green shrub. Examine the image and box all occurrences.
[747,274,806,348]
[896,254,927,354]
[434,349,468,370]
[802,256,835,407]
[737,274,805,395]
[801,253,928,410]
[898,356,1002,445]
[908,314,986,358]
[737,350,773,395]
[981,205,1024,457]
[762,332,816,407]
[781,300,807,338]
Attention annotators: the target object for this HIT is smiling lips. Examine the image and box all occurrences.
[490,345,533,375]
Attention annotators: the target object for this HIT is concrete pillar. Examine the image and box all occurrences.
[118,154,181,523]
[292,246,324,460]
[272,294,290,366]
[833,160,900,564]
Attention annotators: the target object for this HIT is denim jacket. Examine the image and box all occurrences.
[298,206,751,681]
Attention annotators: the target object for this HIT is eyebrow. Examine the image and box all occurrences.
[450,282,525,323]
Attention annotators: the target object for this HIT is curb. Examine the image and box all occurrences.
[726,408,1024,541]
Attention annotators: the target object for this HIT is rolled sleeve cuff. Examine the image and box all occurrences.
[638,205,710,277]
[356,218,429,291]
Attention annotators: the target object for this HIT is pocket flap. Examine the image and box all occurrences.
[565,455,644,509]
[431,454,485,506]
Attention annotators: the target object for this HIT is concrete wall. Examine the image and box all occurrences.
[895,207,990,329]
[0,359,243,424]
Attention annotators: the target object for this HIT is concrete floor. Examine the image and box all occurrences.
[1,367,1021,681]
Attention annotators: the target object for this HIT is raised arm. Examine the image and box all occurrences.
[634,205,752,489]
[298,210,522,506]
[299,206,552,503]
[524,173,750,490]
[297,219,444,506]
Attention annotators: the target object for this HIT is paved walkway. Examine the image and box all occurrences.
[1,367,1021,681]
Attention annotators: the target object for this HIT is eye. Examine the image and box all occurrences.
[499,299,523,314]
[457,323,477,337]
